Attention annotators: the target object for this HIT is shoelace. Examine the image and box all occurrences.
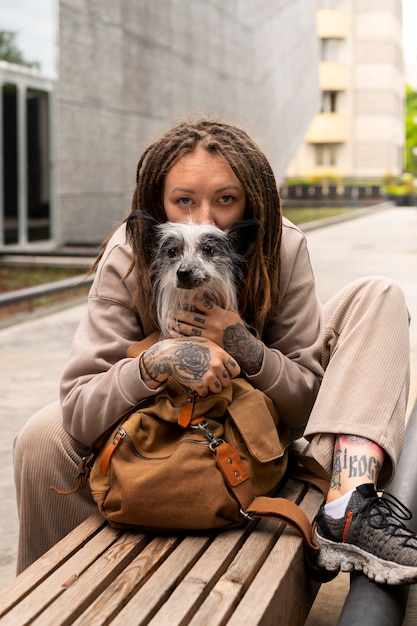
[360,491,417,548]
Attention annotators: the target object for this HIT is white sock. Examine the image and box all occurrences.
[324,488,355,519]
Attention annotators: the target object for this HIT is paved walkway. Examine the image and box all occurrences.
[1,206,416,621]
[304,206,417,625]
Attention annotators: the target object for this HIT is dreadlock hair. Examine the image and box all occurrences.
[92,119,282,337]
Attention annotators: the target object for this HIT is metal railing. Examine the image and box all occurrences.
[0,274,94,308]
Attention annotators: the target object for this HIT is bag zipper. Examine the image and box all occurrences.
[99,428,126,476]
[99,424,210,476]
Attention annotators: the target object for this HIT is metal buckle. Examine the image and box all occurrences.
[240,508,255,522]
[190,419,225,451]
[208,438,225,452]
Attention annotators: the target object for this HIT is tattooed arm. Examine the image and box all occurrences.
[169,300,263,375]
[222,323,263,375]
[141,337,241,396]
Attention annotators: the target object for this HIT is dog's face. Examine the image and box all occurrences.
[153,221,238,291]
[127,211,262,334]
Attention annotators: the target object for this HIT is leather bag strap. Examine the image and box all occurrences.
[244,494,335,583]
[244,496,321,579]
[214,441,256,511]
[213,437,333,582]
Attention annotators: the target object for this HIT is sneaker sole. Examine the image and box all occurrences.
[314,528,417,585]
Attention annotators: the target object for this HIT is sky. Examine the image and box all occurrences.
[0,0,416,77]
[402,0,417,64]
[0,0,55,76]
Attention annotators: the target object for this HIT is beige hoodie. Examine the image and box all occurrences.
[60,218,324,446]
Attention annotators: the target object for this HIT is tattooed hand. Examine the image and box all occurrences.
[169,299,264,375]
[140,337,241,396]
[223,323,263,375]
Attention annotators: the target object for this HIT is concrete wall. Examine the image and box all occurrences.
[57,0,320,245]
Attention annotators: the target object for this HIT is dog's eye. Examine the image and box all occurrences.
[202,245,215,256]
[167,248,177,258]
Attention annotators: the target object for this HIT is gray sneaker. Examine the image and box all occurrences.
[314,483,417,585]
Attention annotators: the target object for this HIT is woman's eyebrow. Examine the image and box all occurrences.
[169,187,195,194]
[215,185,241,193]
[168,184,242,194]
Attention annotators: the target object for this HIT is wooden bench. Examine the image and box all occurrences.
[0,477,323,625]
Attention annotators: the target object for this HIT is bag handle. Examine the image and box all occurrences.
[214,437,333,582]
[244,496,333,582]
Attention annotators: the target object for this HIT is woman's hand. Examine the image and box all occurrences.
[140,337,241,396]
[168,299,264,376]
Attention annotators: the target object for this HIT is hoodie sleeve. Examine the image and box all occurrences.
[60,224,161,446]
[247,219,324,429]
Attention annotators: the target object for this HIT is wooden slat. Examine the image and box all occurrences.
[225,487,323,626]
[0,513,106,618]
[109,535,214,625]
[146,523,258,625]
[185,518,285,626]
[185,480,310,626]
[0,479,325,626]
[71,535,181,626]
[132,481,305,625]
[31,531,150,626]
[0,523,121,625]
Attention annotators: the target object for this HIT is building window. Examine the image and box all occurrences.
[2,84,18,244]
[1,84,51,246]
[321,38,339,62]
[315,144,338,166]
[321,91,338,113]
[27,89,51,242]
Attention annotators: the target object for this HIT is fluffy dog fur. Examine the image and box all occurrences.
[129,211,262,336]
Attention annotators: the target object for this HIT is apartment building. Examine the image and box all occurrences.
[1,0,320,250]
[286,0,404,180]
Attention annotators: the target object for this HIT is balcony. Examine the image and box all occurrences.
[319,62,349,91]
[305,113,348,143]
[317,9,348,39]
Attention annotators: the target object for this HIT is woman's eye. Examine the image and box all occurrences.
[178,197,192,206]
[219,195,234,204]
[202,245,215,256]
[167,248,177,258]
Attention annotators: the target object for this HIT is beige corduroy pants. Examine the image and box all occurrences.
[13,276,410,573]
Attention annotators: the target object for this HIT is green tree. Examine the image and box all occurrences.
[405,85,417,176]
[0,30,40,69]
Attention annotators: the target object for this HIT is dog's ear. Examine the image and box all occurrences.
[126,210,160,238]
[226,220,263,259]
[126,211,161,262]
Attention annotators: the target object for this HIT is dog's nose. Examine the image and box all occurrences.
[177,268,193,283]
[176,267,203,289]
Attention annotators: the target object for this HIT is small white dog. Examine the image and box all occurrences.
[129,211,262,336]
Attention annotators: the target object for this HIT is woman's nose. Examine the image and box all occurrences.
[195,202,215,225]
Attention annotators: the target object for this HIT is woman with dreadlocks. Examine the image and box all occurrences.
[14,119,417,585]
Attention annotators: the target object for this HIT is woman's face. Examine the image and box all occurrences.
[163,145,246,229]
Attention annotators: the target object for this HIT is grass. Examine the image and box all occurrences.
[282,206,355,225]
[0,266,85,292]
[0,266,91,321]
